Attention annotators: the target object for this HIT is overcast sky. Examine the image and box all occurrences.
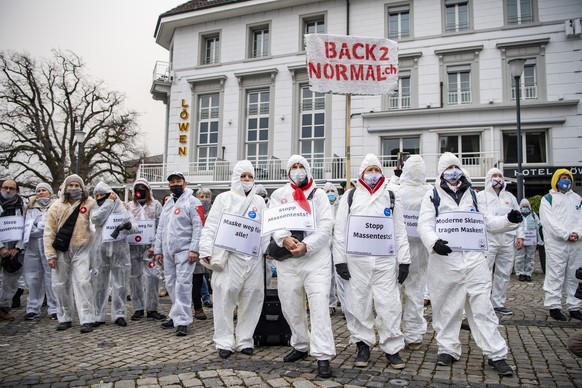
[0,0,185,156]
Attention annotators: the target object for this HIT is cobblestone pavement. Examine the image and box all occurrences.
[1,261,581,387]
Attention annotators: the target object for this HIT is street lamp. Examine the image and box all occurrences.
[508,58,526,201]
[75,125,86,176]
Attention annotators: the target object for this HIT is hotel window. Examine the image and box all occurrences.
[249,24,270,59]
[511,59,537,100]
[197,94,219,170]
[439,134,480,165]
[505,0,535,25]
[245,89,270,167]
[444,0,470,33]
[447,65,471,105]
[302,15,325,50]
[389,71,411,110]
[503,130,546,164]
[387,5,411,40]
[381,137,420,167]
[299,86,326,179]
[201,33,220,65]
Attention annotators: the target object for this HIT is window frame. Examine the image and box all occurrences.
[247,22,271,59]
[504,0,537,27]
[381,136,421,167]
[442,0,473,34]
[196,93,220,170]
[299,84,326,179]
[300,13,326,52]
[438,133,481,165]
[382,52,421,110]
[435,46,482,107]
[502,129,547,164]
[199,30,221,66]
[386,3,413,41]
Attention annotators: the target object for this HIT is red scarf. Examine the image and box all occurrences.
[358,176,385,195]
[291,178,314,214]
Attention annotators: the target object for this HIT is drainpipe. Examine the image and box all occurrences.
[346,0,350,35]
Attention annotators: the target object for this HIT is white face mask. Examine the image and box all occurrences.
[290,169,307,185]
[491,178,504,189]
[442,168,463,184]
[363,173,382,187]
[241,181,254,192]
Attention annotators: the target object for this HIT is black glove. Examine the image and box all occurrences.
[122,222,132,230]
[335,263,351,280]
[433,239,452,256]
[507,209,523,224]
[110,223,125,239]
[398,263,410,284]
[394,169,403,177]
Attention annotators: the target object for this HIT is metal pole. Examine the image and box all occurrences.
[515,75,524,201]
[345,94,351,189]
[76,141,81,176]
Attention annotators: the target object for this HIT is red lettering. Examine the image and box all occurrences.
[323,63,335,79]
[336,64,348,80]
[308,62,321,78]
[365,44,377,61]
[324,42,337,59]
[376,65,386,81]
[379,47,390,61]
[339,43,351,60]
[350,64,363,80]
[352,43,364,60]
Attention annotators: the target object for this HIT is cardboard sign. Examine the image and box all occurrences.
[213,213,262,259]
[435,211,488,252]
[345,215,396,257]
[261,201,316,235]
[101,215,127,242]
[523,229,537,246]
[126,220,156,245]
[402,209,419,238]
[0,216,24,243]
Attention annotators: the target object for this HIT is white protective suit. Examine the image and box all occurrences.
[127,180,163,314]
[515,198,541,278]
[90,182,135,323]
[333,154,411,355]
[0,194,26,310]
[539,169,582,312]
[154,187,203,326]
[477,168,523,309]
[23,195,57,316]
[323,181,345,310]
[269,155,336,360]
[417,152,510,361]
[391,155,432,346]
[199,160,268,352]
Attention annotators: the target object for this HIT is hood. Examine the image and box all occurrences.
[358,153,382,177]
[63,174,85,190]
[286,155,312,181]
[551,168,574,191]
[484,167,506,193]
[323,181,338,194]
[437,152,463,176]
[231,160,256,196]
[93,181,113,196]
[399,155,426,186]
[133,178,151,192]
[255,184,267,196]
[520,198,531,207]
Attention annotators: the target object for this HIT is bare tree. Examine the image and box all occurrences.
[0,50,145,192]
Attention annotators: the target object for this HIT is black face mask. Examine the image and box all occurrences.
[170,185,184,197]
[96,197,108,207]
[134,189,147,201]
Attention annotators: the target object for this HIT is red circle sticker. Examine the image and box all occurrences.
[135,236,142,243]
[148,261,156,268]
[80,207,87,214]
[174,208,181,215]
[281,199,287,204]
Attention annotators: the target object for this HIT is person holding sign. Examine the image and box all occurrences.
[389,155,433,351]
[515,198,542,282]
[323,181,344,316]
[199,160,267,359]
[333,154,411,370]
[268,155,335,378]
[539,169,582,322]
[22,182,58,321]
[90,182,135,328]
[154,172,204,337]
[477,168,524,316]
[0,179,26,321]
[417,153,515,377]
[127,178,166,322]
[44,174,96,333]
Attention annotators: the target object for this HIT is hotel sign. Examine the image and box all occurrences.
[503,166,582,178]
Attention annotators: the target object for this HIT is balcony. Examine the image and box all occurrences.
[136,152,498,188]
[150,61,171,103]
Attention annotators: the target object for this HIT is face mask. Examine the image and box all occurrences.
[200,199,212,214]
[557,179,572,192]
[170,185,184,197]
[134,189,147,201]
[290,169,307,185]
[96,197,108,207]
[36,198,51,207]
[491,178,504,189]
[241,181,254,193]
[1,192,16,200]
[363,173,382,188]
[327,193,337,203]
[520,207,531,215]
[442,168,463,184]
[66,188,82,200]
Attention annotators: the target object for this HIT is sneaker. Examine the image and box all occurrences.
[283,348,309,362]
[437,353,456,366]
[494,307,513,315]
[218,349,232,359]
[50,313,58,320]
[115,317,127,327]
[525,275,532,282]
[92,321,106,327]
[488,359,514,377]
[518,274,526,281]
[194,308,207,320]
[56,321,72,331]
[354,341,370,367]
[80,323,93,333]
[130,310,144,321]
[176,325,187,336]
[240,347,253,356]
[569,310,582,321]
[203,300,213,308]
[407,342,422,351]
[147,311,167,321]
[161,319,174,329]
[550,308,567,321]
[24,312,39,320]
[317,360,332,378]
[0,307,14,321]
[386,352,405,369]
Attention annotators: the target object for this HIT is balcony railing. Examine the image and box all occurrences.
[136,152,498,186]
[153,61,171,83]
[448,90,472,105]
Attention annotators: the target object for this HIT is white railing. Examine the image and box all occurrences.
[448,90,472,105]
[136,152,498,185]
[153,61,171,82]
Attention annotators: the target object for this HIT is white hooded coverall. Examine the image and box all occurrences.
[417,152,509,361]
[322,181,345,310]
[199,160,268,352]
[333,154,411,355]
[269,155,336,360]
[390,155,432,345]
[477,168,523,309]
[154,187,203,326]
[515,198,541,277]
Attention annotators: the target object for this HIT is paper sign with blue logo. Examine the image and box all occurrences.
[214,213,262,259]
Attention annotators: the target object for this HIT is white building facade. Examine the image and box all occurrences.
[148,0,582,196]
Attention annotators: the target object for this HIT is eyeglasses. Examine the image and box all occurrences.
[1,186,17,191]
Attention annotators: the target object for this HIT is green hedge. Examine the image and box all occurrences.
[528,195,542,215]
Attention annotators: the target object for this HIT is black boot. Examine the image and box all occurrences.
[11,288,24,308]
